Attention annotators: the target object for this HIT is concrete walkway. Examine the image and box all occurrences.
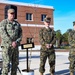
[16,51,70,75]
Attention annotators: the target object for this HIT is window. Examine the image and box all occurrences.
[26,13,33,21]
[41,14,46,21]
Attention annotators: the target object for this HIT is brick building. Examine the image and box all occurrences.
[0,1,54,50]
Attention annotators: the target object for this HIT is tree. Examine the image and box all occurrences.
[62,29,72,46]
[67,29,72,33]
[62,32,68,46]
[56,30,62,47]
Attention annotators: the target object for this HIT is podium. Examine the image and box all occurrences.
[21,43,34,71]
[21,42,34,75]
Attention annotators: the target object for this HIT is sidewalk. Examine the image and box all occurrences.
[17,51,70,75]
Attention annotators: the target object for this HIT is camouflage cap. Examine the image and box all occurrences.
[44,16,51,23]
[8,8,15,13]
[73,21,75,26]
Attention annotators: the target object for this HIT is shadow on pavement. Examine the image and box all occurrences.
[19,55,40,60]
[64,62,69,64]
[46,69,70,75]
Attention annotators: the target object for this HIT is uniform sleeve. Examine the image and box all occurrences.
[68,32,75,46]
[50,30,56,45]
[16,24,22,44]
[0,20,12,41]
[39,29,46,45]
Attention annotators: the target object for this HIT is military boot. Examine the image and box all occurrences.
[40,72,43,75]
[70,72,74,75]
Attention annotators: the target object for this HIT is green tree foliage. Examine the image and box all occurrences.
[56,30,62,47]
[55,29,72,47]
[67,29,72,33]
[62,29,72,46]
[62,32,68,45]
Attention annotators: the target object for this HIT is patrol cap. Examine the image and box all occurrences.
[44,16,51,23]
[8,8,15,13]
[73,21,75,26]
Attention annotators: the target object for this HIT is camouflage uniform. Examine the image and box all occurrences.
[0,19,22,75]
[39,27,56,74]
[68,30,75,73]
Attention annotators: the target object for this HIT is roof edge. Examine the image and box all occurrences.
[0,1,54,9]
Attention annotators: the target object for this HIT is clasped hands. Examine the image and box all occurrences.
[46,44,52,49]
[11,41,17,48]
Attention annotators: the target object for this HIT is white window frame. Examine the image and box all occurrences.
[26,13,33,21]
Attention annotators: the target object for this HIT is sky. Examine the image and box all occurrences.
[1,0,75,34]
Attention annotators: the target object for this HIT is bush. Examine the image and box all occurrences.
[60,46,69,49]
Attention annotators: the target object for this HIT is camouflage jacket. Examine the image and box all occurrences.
[0,19,22,47]
[39,27,56,49]
[68,30,75,48]
[68,30,75,56]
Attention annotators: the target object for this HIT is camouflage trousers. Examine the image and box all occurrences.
[1,46,19,75]
[39,49,55,73]
[68,48,75,72]
[69,55,75,72]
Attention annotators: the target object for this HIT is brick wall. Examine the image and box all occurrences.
[0,3,54,45]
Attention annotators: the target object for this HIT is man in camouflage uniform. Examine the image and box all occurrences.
[0,8,22,75]
[39,16,56,75]
[68,21,75,75]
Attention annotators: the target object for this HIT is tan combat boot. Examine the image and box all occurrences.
[40,72,43,75]
[50,73,54,75]
[70,72,73,75]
